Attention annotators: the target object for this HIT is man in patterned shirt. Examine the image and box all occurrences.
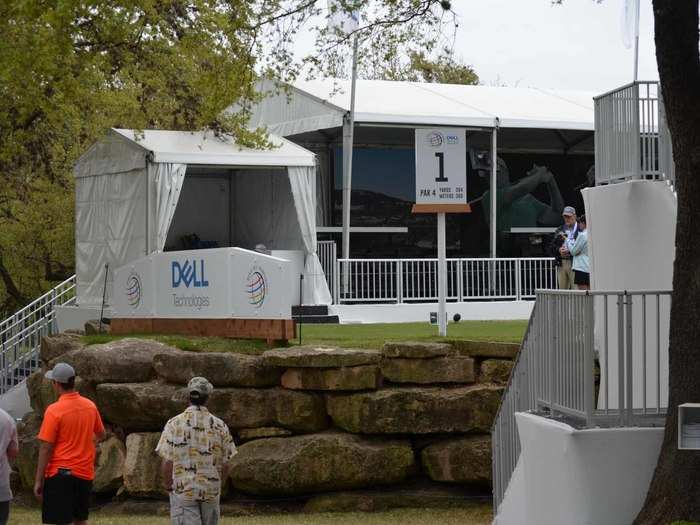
[156,377,237,525]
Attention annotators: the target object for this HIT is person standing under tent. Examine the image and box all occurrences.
[551,206,578,289]
[157,377,237,525]
[0,408,18,525]
[565,215,589,290]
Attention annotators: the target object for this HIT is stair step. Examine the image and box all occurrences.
[294,315,340,324]
[292,305,329,316]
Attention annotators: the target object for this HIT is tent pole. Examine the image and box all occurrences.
[490,123,499,258]
[341,34,359,295]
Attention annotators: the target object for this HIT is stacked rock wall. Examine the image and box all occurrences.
[18,335,517,504]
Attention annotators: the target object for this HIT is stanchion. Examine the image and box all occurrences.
[298,274,304,345]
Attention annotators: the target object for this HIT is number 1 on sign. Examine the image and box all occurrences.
[434,152,448,182]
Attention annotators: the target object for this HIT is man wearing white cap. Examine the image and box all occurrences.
[157,377,236,525]
[34,362,105,525]
[551,206,578,290]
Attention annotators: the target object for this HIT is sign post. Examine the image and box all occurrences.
[413,128,470,337]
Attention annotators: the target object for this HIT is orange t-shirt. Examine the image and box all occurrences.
[37,392,105,480]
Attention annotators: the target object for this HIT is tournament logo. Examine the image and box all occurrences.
[125,272,142,308]
[246,267,267,308]
[426,131,444,147]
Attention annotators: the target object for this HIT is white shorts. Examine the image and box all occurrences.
[169,492,220,525]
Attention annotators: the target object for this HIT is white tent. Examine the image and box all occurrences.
[74,128,331,308]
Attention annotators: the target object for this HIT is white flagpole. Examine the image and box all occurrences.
[633,0,640,81]
[341,34,359,294]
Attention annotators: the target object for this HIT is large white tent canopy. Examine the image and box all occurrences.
[248,78,596,137]
[74,128,331,308]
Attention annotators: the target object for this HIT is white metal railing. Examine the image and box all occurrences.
[336,257,556,303]
[594,81,675,186]
[0,275,76,394]
[492,289,671,513]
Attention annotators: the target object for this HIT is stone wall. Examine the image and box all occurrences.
[18,334,517,505]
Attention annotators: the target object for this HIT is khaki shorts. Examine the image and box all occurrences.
[169,492,220,525]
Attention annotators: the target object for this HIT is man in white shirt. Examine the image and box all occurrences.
[0,408,18,525]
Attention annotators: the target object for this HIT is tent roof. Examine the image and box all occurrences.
[250,78,596,136]
[112,128,315,167]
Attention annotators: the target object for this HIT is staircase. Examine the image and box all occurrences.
[292,305,339,324]
[0,275,76,394]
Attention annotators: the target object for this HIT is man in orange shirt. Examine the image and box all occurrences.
[34,363,105,525]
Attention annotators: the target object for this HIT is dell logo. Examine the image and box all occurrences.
[171,260,209,288]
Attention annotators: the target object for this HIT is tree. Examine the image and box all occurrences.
[0,0,455,316]
[633,1,700,522]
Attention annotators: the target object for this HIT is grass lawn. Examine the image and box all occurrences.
[8,505,493,525]
[82,320,526,353]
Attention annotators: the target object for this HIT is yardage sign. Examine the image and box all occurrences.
[415,128,467,205]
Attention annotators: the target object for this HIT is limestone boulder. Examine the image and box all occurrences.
[281,365,381,391]
[94,435,126,493]
[326,385,503,434]
[380,356,475,384]
[123,432,166,498]
[230,432,414,495]
[480,359,514,384]
[26,372,97,415]
[449,340,519,359]
[84,320,110,335]
[238,427,292,443]
[153,351,280,387]
[263,347,381,368]
[96,383,183,431]
[208,387,328,433]
[53,338,179,384]
[421,435,492,485]
[40,333,84,364]
[382,342,452,359]
[15,412,42,489]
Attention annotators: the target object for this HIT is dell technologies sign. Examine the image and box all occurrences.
[171,259,210,309]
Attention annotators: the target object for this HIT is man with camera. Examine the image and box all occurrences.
[550,206,578,290]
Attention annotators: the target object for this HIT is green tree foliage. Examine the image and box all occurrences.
[0,0,455,316]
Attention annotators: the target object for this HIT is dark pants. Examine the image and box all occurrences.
[0,500,9,525]
[42,472,92,524]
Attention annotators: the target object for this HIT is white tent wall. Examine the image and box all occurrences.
[149,162,187,251]
[74,131,149,307]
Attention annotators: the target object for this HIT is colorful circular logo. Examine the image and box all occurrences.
[246,269,267,308]
[427,131,444,147]
[126,272,142,308]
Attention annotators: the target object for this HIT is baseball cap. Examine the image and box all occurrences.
[562,206,576,216]
[45,362,76,383]
[188,377,213,397]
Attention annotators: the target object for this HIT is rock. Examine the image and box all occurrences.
[15,412,42,489]
[303,482,485,513]
[123,432,166,498]
[40,333,84,364]
[153,351,280,387]
[229,432,414,495]
[380,356,475,384]
[281,366,381,391]
[53,338,179,383]
[448,340,520,359]
[238,427,293,442]
[263,347,381,368]
[382,342,452,359]
[207,387,327,433]
[96,383,326,433]
[26,372,97,415]
[94,435,127,493]
[421,436,492,485]
[96,383,183,431]
[480,359,514,384]
[326,385,503,434]
[85,320,110,335]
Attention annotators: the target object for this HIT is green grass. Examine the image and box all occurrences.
[82,320,526,353]
[8,506,492,525]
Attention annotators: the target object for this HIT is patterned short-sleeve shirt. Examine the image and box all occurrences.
[156,406,237,502]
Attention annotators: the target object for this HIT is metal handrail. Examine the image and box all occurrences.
[492,289,671,514]
[0,275,76,394]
